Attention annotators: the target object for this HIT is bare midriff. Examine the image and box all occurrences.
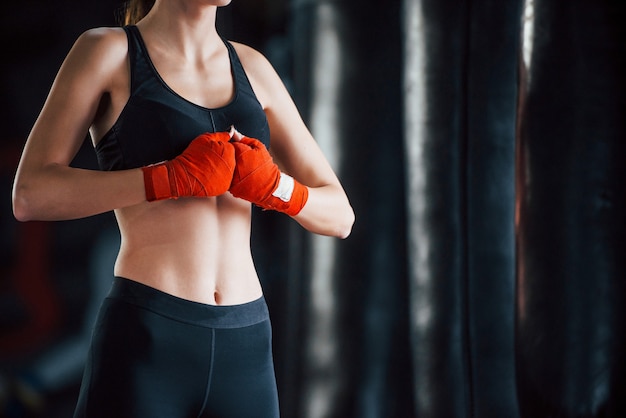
[113,192,263,306]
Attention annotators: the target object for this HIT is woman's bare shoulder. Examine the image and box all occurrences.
[229,42,276,79]
[54,26,129,92]
[72,27,128,60]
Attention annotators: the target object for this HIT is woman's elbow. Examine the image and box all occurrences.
[327,204,355,239]
[12,181,39,222]
[336,206,355,239]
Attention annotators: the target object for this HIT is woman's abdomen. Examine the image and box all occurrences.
[112,194,262,305]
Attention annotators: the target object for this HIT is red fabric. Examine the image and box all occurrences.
[142,132,235,201]
[230,136,308,216]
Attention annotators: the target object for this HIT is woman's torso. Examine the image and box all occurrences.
[90,25,269,305]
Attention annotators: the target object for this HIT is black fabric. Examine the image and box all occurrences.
[74,277,279,418]
[95,25,269,171]
[401,0,521,416]
[515,0,626,415]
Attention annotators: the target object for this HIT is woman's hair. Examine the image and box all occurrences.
[119,0,155,26]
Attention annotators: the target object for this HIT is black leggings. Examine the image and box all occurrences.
[74,277,279,418]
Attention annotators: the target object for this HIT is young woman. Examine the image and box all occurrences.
[12,0,354,416]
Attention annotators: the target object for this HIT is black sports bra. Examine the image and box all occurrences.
[95,25,270,171]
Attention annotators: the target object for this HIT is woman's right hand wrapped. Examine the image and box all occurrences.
[141,132,236,201]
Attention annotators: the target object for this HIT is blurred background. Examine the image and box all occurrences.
[1,0,625,417]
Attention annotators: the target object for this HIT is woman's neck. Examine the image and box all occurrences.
[137,1,222,60]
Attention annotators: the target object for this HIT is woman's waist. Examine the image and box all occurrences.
[113,246,261,305]
[105,277,269,327]
[116,224,261,301]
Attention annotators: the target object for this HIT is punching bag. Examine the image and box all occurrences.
[290,0,409,417]
[403,0,521,416]
[516,0,626,415]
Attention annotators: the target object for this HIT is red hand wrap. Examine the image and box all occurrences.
[142,132,235,201]
[230,136,308,216]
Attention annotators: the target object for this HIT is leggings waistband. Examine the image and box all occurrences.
[106,277,269,329]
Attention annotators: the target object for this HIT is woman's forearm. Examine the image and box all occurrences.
[293,184,354,239]
[12,163,146,221]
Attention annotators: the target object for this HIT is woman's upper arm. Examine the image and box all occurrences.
[18,27,127,170]
[235,43,354,237]
[234,43,341,188]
